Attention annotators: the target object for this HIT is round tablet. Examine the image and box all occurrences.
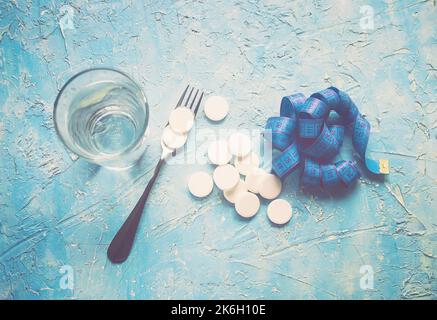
[188,171,213,198]
[234,152,260,176]
[213,164,239,190]
[224,179,247,204]
[169,107,194,133]
[258,173,282,200]
[162,126,188,149]
[267,199,292,225]
[228,132,252,157]
[235,192,260,218]
[245,168,267,194]
[204,95,229,121]
[208,140,232,165]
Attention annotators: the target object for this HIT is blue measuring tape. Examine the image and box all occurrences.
[266,87,389,188]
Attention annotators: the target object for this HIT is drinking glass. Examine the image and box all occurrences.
[54,68,149,169]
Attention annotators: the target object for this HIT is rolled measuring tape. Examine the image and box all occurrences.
[265,87,389,188]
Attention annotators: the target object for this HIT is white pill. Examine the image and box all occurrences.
[213,164,239,190]
[228,132,251,157]
[169,107,194,133]
[162,126,187,149]
[188,171,213,198]
[224,179,248,204]
[204,95,229,121]
[208,140,232,165]
[235,192,260,218]
[234,152,260,176]
[245,168,267,194]
[267,199,292,225]
[258,173,282,200]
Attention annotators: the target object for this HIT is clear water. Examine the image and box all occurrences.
[68,84,145,157]
[91,111,136,154]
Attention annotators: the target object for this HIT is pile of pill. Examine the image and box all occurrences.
[186,95,293,225]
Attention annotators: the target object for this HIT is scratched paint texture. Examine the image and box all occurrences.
[0,0,436,300]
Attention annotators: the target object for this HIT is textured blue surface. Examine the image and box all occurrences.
[0,0,436,299]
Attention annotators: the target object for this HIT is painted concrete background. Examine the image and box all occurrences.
[0,0,436,299]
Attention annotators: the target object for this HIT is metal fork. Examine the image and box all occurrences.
[107,85,204,263]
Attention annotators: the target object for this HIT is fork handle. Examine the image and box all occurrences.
[107,157,165,263]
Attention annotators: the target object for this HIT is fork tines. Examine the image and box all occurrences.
[176,85,204,116]
[169,85,204,157]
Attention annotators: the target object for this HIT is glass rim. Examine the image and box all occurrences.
[53,67,149,162]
